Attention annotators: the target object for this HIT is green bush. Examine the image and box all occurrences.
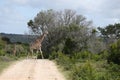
[80,51,90,59]
[95,72,113,80]
[74,51,92,61]
[70,51,91,63]
[1,37,10,44]
[55,51,120,80]
[70,61,120,80]
[92,54,101,61]
[107,40,120,65]
[107,63,120,79]
[49,51,58,60]
[56,52,73,70]
[0,49,5,56]
[63,37,76,54]
[99,50,108,60]
[70,61,96,80]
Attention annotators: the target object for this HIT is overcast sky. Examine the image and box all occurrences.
[0,0,120,34]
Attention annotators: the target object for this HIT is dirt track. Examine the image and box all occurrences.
[0,59,65,80]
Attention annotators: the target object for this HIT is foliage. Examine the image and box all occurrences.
[0,49,5,56]
[0,56,18,73]
[71,51,91,62]
[71,61,96,80]
[0,36,6,49]
[0,37,6,56]
[63,37,76,54]
[1,37,10,44]
[27,9,92,54]
[98,23,120,44]
[49,51,58,60]
[101,63,120,80]
[99,50,108,60]
[0,33,36,44]
[55,52,120,80]
[107,40,120,65]
[0,36,29,57]
[56,52,73,70]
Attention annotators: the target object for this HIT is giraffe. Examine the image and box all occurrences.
[29,31,48,59]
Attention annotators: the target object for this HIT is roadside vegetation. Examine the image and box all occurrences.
[0,56,17,74]
[0,36,28,73]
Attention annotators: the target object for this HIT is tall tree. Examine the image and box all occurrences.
[88,29,106,53]
[27,9,92,54]
[98,23,120,44]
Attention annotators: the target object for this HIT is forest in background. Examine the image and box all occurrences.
[0,33,37,44]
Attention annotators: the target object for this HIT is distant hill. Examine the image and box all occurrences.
[0,33,37,44]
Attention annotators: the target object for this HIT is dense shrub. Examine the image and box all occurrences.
[73,51,92,61]
[0,49,5,56]
[1,37,10,44]
[0,37,6,49]
[56,52,74,70]
[70,61,96,80]
[107,63,120,79]
[99,50,108,60]
[55,50,120,80]
[49,51,58,60]
[91,54,101,61]
[107,40,120,65]
[79,51,90,59]
[63,37,76,55]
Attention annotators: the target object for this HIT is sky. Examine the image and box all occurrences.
[0,0,120,34]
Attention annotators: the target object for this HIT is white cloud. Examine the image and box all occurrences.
[10,0,29,5]
[0,0,120,33]
[0,5,28,34]
[0,7,25,23]
[7,0,104,11]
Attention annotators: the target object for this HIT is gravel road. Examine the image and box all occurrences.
[0,59,65,80]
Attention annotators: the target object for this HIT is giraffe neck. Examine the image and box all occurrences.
[38,33,46,43]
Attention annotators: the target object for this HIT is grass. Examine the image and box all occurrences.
[0,56,18,74]
[55,60,70,80]
[0,61,13,74]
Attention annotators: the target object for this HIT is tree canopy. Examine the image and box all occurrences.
[98,23,120,43]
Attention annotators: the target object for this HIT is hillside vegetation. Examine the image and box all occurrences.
[0,33,36,44]
[0,37,18,73]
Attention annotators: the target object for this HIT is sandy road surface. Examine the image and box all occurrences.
[0,59,66,80]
